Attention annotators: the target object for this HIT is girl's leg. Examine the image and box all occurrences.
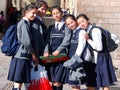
[52,82,63,90]
[103,86,110,90]
[12,82,22,90]
[87,86,96,90]
[72,86,80,90]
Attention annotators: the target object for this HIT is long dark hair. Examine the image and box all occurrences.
[22,3,37,17]
[64,14,76,22]
[51,6,63,14]
[35,1,48,9]
[76,14,89,21]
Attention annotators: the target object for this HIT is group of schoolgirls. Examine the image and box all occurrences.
[7,1,117,90]
[43,5,117,90]
[63,14,117,90]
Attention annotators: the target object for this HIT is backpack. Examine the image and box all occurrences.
[1,24,20,56]
[89,25,119,52]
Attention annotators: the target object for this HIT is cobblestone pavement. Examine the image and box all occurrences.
[0,40,12,90]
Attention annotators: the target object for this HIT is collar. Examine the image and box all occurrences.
[86,24,92,33]
[36,15,43,22]
[55,19,64,25]
[73,26,80,33]
[55,20,65,30]
[23,17,30,25]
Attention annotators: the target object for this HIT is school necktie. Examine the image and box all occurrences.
[56,23,59,30]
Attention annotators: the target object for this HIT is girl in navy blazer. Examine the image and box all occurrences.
[44,6,71,90]
[31,1,48,58]
[64,14,86,90]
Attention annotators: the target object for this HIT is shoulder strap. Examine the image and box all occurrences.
[75,29,81,40]
[88,24,102,40]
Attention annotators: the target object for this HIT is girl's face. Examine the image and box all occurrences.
[77,16,89,29]
[65,17,78,30]
[37,6,47,18]
[25,8,37,21]
[52,8,63,22]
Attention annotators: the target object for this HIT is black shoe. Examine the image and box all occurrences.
[12,88,21,90]
[52,85,63,90]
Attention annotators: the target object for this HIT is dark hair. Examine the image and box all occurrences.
[76,14,89,21]
[22,3,37,17]
[64,14,76,22]
[51,6,63,13]
[35,1,48,9]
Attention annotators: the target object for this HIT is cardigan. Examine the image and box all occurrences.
[14,18,34,60]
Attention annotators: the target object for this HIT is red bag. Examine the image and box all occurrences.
[28,78,52,90]
[28,80,39,90]
[28,65,53,90]
[39,77,53,90]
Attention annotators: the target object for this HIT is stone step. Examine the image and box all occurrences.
[109,70,120,90]
[110,80,120,90]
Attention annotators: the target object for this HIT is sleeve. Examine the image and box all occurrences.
[17,23,34,54]
[44,25,52,53]
[87,28,103,51]
[75,30,86,57]
[56,25,72,52]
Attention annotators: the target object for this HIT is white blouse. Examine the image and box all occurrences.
[87,25,103,63]
[87,25,102,51]
[75,24,103,63]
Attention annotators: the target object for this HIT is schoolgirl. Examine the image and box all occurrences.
[43,6,71,90]
[64,14,86,90]
[7,4,38,90]
[31,1,48,58]
[76,14,117,90]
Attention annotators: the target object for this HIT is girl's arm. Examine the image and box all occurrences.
[87,28,103,51]
[75,30,86,57]
[18,21,38,65]
[20,23,34,53]
[43,25,52,57]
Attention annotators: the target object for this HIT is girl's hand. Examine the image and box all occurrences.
[52,50,60,56]
[43,52,50,57]
[84,32,89,40]
[32,53,39,66]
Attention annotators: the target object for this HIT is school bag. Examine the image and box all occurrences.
[1,24,20,56]
[89,24,119,52]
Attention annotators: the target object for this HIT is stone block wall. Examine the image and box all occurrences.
[75,0,120,68]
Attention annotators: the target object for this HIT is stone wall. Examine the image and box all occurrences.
[76,0,120,68]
